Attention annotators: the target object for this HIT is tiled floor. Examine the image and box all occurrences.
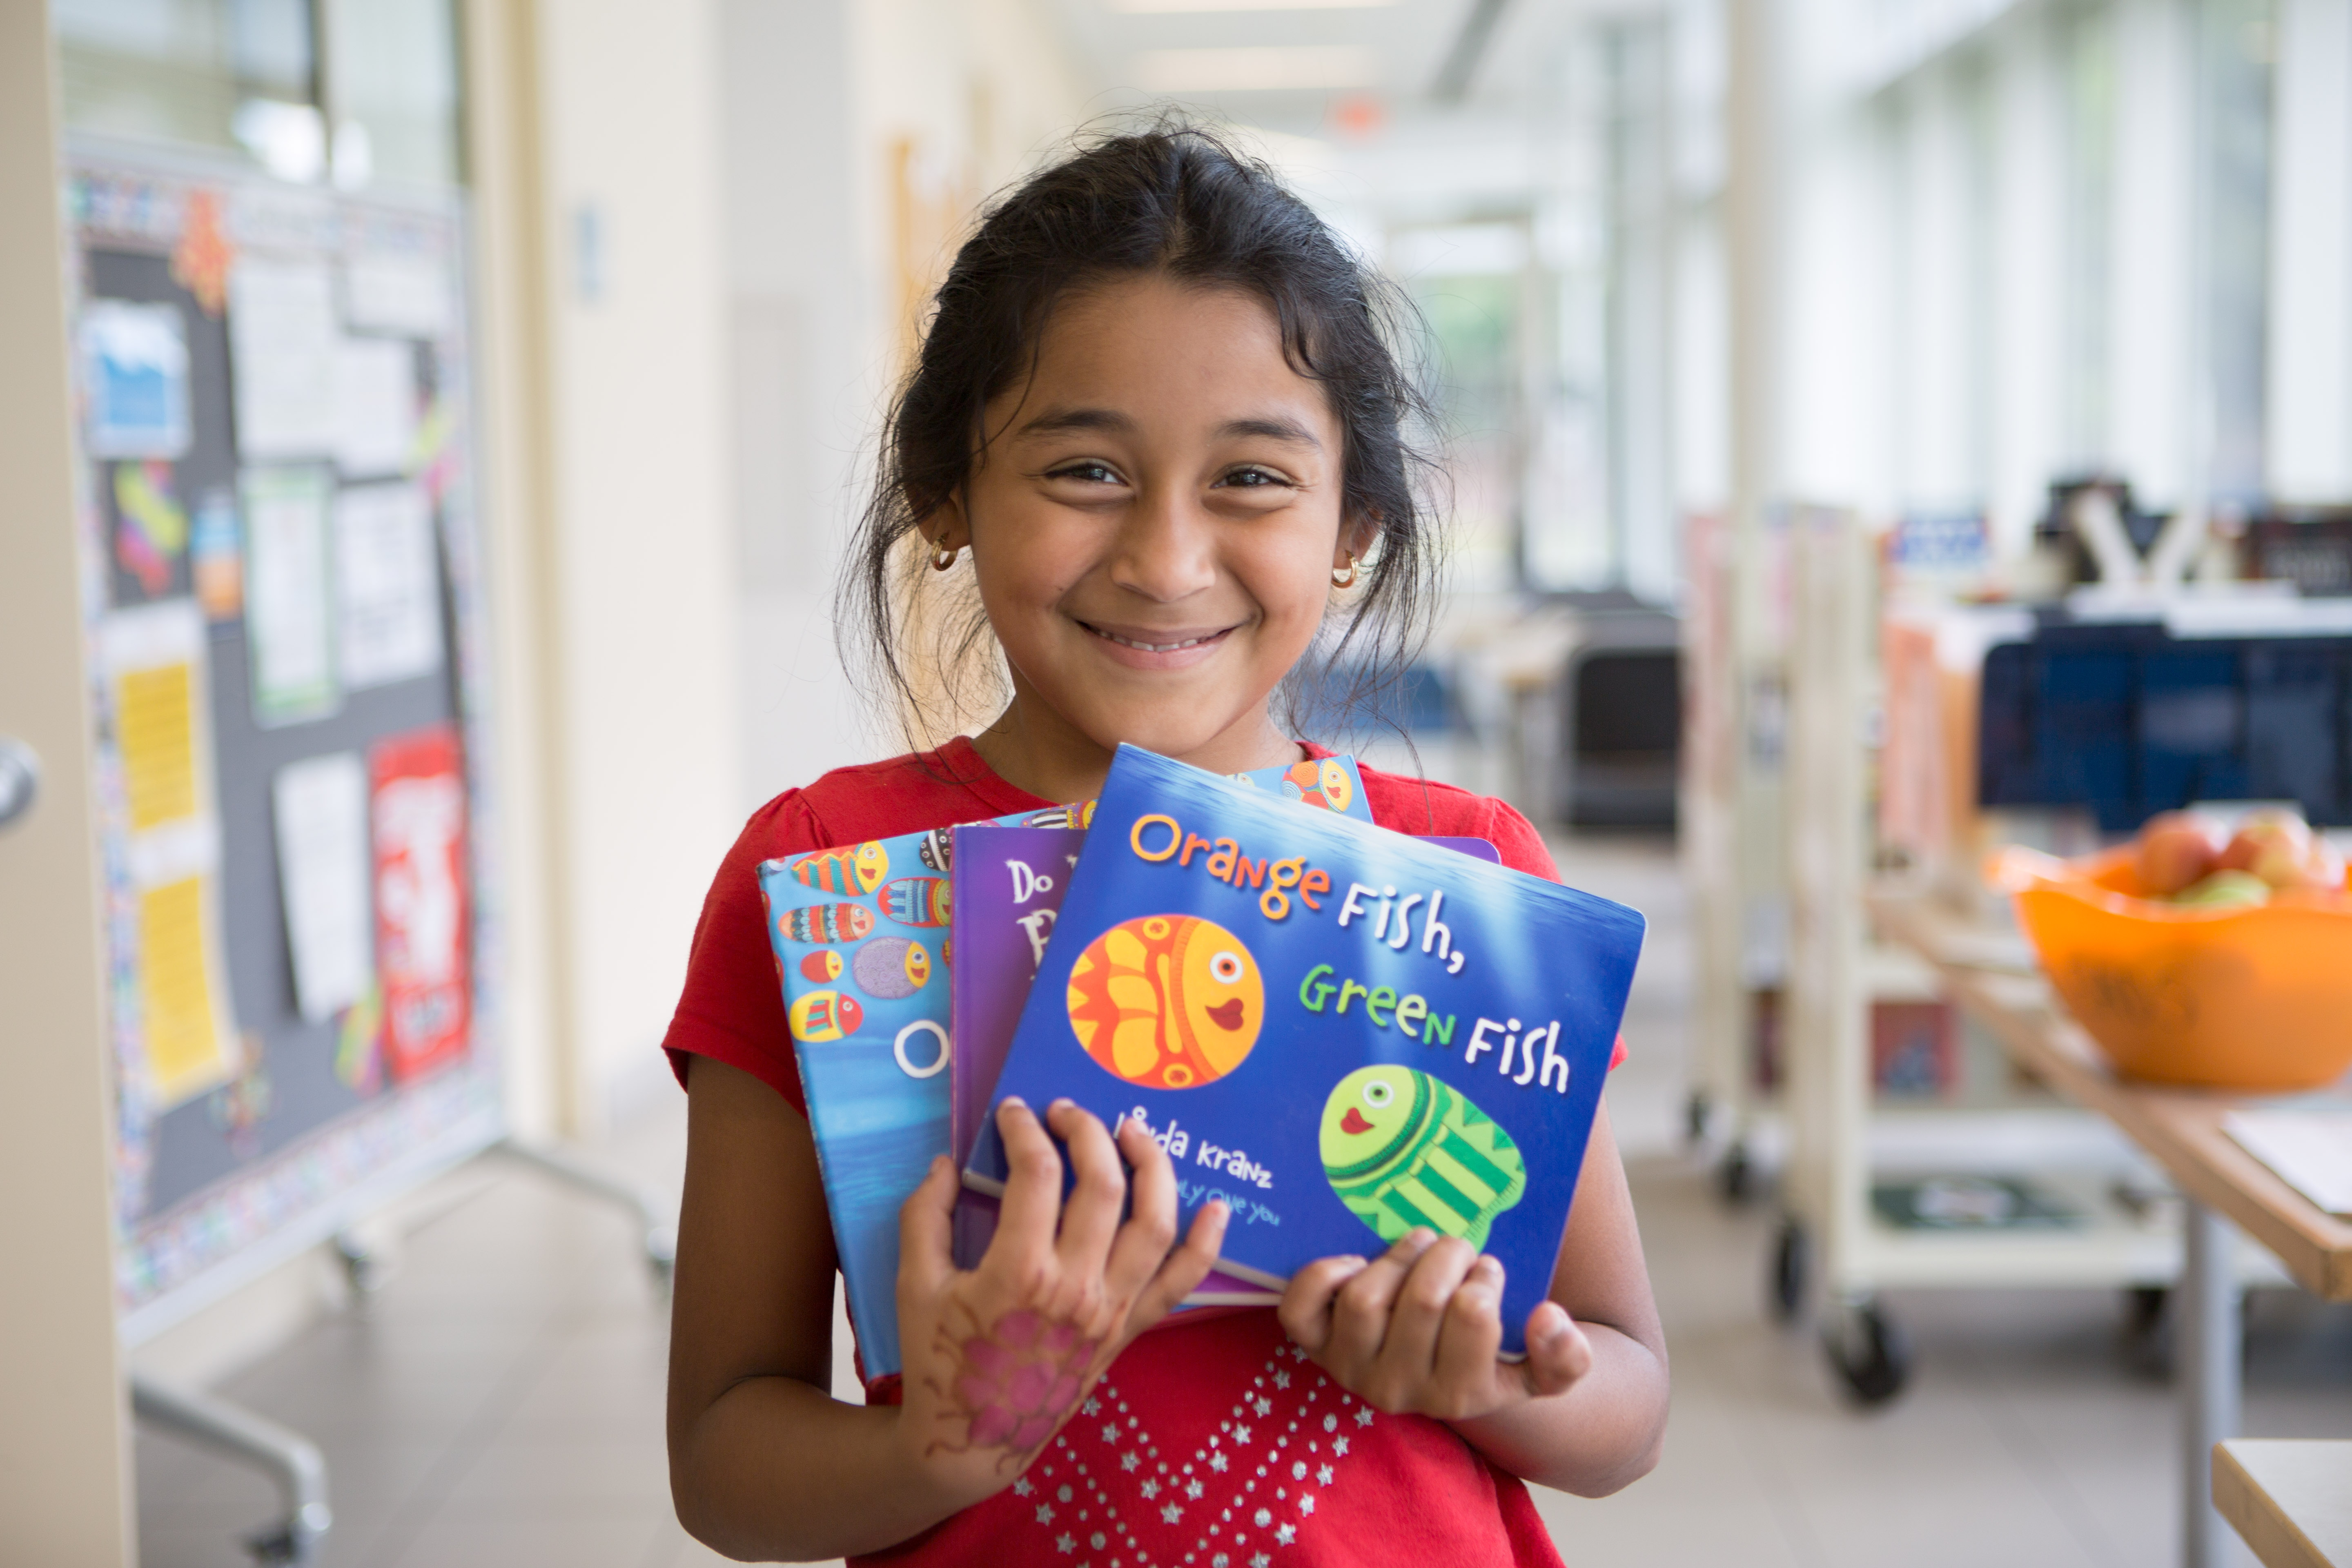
[134,834,2351,1567]
[132,1132,727,1568]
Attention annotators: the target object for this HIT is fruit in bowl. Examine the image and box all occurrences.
[2122,808,2346,907]
[2214,808,2347,893]
[2134,811,2226,895]
[1988,811,2352,1091]
[2173,869,2271,907]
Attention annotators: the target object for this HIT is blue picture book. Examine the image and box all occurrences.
[965,745,1645,1355]
[757,755,1373,1377]
[760,826,958,1380]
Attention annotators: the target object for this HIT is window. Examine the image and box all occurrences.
[54,0,461,189]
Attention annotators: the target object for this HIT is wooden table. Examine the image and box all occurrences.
[1870,890,2352,1568]
[2216,1441,2352,1568]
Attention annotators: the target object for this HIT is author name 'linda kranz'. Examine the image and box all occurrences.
[1119,1104,1274,1189]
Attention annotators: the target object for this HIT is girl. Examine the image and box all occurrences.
[664,124,1668,1566]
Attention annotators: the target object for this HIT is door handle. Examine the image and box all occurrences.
[0,738,39,831]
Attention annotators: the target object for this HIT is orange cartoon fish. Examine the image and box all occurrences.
[878,876,951,927]
[793,841,889,895]
[1279,757,1354,815]
[1065,915,1264,1089]
[788,989,864,1042]
[782,902,875,945]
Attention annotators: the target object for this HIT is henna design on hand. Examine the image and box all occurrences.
[926,1305,1100,1466]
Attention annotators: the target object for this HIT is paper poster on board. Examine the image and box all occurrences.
[343,252,452,337]
[228,257,339,459]
[81,300,192,460]
[371,724,470,1082]
[101,601,240,1109]
[110,460,191,602]
[190,487,243,620]
[331,337,418,477]
[272,752,374,1023]
[241,466,339,726]
[334,482,442,689]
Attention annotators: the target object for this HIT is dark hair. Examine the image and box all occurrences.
[842,116,1445,751]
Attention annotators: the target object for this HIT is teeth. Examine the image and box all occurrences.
[1092,626,1217,653]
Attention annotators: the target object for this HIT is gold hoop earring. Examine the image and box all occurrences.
[1332,553,1359,589]
[930,542,959,572]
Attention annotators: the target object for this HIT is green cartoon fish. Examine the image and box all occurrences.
[1319,1065,1527,1252]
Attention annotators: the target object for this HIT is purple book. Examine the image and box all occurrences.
[1420,836,1502,865]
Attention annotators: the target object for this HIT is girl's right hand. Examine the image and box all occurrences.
[892,1097,1228,1512]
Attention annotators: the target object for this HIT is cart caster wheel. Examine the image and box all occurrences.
[1684,1090,1711,1145]
[1823,1298,1911,1405]
[332,1229,396,1301]
[242,1515,325,1567]
[1717,1141,1753,1204]
[1769,1218,1808,1322]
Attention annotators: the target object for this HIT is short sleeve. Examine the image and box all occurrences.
[661,791,831,1113]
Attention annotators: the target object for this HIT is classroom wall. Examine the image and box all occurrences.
[526,0,746,1132]
[722,0,1088,807]
[722,0,877,808]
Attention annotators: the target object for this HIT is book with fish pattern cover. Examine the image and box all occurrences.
[964,745,1644,1356]
[758,756,1374,1375]
[948,824,1281,1303]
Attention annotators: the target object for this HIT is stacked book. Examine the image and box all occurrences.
[757,747,1644,1374]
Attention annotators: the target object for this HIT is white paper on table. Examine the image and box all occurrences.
[334,482,442,689]
[81,300,192,459]
[2224,1110,2352,1216]
[343,253,452,337]
[332,337,418,477]
[242,466,340,725]
[228,257,339,459]
[272,752,374,1021]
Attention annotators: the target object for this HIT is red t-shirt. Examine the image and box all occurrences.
[663,738,1603,1567]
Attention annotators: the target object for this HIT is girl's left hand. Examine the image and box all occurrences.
[1276,1229,1594,1422]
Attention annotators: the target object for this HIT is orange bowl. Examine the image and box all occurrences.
[1989,845,2352,1091]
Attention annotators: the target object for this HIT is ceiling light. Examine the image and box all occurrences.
[1134,45,1381,91]
[1114,0,1396,12]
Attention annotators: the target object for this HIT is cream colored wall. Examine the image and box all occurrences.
[0,0,136,1559]
[856,0,1091,198]
[855,0,1092,364]
[467,0,1090,1127]
[534,0,744,1130]
[723,0,878,805]
[855,0,1094,241]
[462,0,744,1133]
[723,0,1089,804]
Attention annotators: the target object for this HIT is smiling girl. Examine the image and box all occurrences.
[663,124,1668,1565]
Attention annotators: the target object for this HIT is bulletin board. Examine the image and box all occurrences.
[62,143,508,1343]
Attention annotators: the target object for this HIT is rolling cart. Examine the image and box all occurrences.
[1681,511,1794,1201]
[1774,508,2282,1404]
